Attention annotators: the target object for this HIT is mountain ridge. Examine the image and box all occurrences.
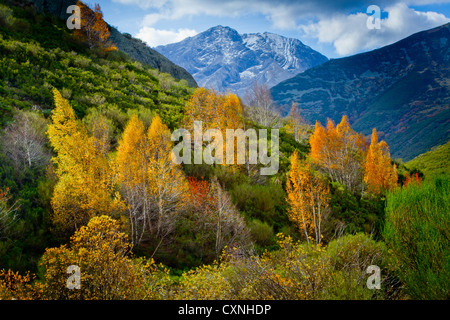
[155,25,328,97]
[271,23,450,161]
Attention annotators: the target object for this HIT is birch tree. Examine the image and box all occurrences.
[0,110,50,170]
[286,151,330,244]
[244,81,282,128]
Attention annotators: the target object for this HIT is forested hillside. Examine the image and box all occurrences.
[0,0,448,301]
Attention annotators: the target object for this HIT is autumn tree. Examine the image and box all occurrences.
[286,151,330,244]
[0,269,44,300]
[115,115,149,246]
[116,115,188,250]
[309,115,366,193]
[146,115,189,246]
[183,87,243,134]
[364,128,398,194]
[74,1,117,51]
[244,81,282,128]
[41,215,168,300]
[183,88,245,167]
[403,172,421,188]
[47,88,124,235]
[209,177,250,255]
[183,176,250,258]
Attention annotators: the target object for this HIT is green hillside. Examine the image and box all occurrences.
[0,0,193,128]
[406,141,450,179]
[0,0,193,272]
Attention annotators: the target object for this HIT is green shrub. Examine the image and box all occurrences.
[0,4,14,28]
[327,233,387,271]
[247,219,274,247]
[383,176,450,299]
[230,182,289,231]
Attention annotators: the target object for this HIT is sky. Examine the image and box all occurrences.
[97,0,450,58]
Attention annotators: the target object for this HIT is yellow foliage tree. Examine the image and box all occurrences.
[183,88,245,170]
[115,115,148,246]
[40,215,170,300]
[364,128,398,194]
[0,269,44,300]
[47,89,124,235]
[147,115,189,240]
[286,151,330,244]
[116,115,188,249]
[309,115,366,192]
[183,87,243,133]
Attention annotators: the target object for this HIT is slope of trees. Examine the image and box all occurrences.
[0,0,447,301]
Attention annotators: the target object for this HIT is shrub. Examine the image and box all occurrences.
[247,219,274,247]
[383,175,450,299]
[230,182,289,231]
[40,215,171,300]
[0,4,14,28]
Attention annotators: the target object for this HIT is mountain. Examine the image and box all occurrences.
[23,0,197,87]
[155,25,328,97]
[271,23,450,161]
[107,27,197,87]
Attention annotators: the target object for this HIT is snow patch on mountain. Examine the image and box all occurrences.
[155,26,328,97]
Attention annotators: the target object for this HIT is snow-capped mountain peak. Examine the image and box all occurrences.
[154,25,328,97]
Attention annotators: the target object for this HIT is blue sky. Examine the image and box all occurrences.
[97,0,450,58]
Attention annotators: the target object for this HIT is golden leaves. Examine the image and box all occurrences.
[364,128,398,194]
[47,89,125,235]
[286,151,330,244]
[115,114,188,245]
[40,215,167,300]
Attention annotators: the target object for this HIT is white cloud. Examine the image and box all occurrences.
[112,0,166,9]
[133,0,386,28]
[301,3,450,56]
[113,0,450,55]
[135,27,198,47]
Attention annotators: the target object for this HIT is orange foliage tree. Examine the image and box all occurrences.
[74,1,117,51]
[403,172,421,188]
[0,269,44,300]
[182,87,244,167]
[309,115,367,192]
[286,151,330,244]
[364,128,398,194]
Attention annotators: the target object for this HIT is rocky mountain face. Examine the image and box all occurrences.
[271,23,450,161]
[24,0,75,19]
[155,26,328,97]
[107,27,197,87]
[22,0,197,87]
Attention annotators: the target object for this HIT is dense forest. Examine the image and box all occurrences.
[0,0,448,300]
